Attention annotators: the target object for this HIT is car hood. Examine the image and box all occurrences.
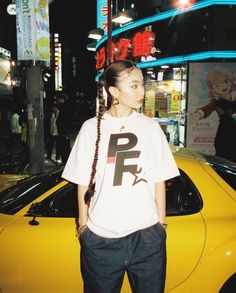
[0,213,18,233]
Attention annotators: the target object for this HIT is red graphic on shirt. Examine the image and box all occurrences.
[107,133,147,186]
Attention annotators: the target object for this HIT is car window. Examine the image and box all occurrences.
[26,170,202,219]
[166,170,203,216]
[213,169,236,190]
[46,183,78,217]
[0,169,63,215]
[202,155,236,191]
[26,183,78,218]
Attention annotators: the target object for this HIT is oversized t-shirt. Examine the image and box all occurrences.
[62,111,180,238]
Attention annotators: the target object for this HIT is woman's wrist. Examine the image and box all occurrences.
[160,222,168,229]
[77,224,87,238]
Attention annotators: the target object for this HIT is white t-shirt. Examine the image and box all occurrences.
[62,111,180,238]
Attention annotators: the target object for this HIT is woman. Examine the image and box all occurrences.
[62,60,180,293]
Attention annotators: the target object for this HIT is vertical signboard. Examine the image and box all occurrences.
[16,0,50,62]
[97,0,108,33]
[187,62,236,160]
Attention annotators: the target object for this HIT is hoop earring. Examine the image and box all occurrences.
[112,98,119,106]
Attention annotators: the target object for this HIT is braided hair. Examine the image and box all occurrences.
[84,59,137,205]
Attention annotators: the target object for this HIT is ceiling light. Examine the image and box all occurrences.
[161,65,169,69]
[86,42,97,52]
[147,68,154,74]
[87,28,104,40]
[112,11,133,25]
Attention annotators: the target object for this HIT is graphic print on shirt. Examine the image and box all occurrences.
[107,133,147,186]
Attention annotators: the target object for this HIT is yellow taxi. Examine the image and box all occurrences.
[0,148,235,293]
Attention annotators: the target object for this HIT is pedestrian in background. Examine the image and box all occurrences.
[62,60,180,293]
[54,93,72,164]
[46,105,60,163]
[19,108,28,144]
[10,108,22,142]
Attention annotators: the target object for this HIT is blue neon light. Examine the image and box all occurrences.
[96,0,236,48]
[136,51,236,68]
[95,50,236,80]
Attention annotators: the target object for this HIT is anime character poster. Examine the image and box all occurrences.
[187,62,236,162]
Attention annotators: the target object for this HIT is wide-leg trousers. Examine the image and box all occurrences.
[80,222,167,293]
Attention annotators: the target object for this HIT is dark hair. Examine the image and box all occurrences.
[84,59,137,205]
[56,93,68,100]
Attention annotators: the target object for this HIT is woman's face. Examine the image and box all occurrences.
[212,78,231,97]
[114,67,145,109]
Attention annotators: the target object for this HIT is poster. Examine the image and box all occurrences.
[187,62,236,161]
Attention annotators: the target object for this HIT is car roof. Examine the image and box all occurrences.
[173,147,236,169]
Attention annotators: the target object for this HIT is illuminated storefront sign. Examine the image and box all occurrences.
[54,33,62,91]
[97,0,108,32]
[96,30,155,69]
[16,0,50,62]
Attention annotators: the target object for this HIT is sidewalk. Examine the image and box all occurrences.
[0,130,78,175]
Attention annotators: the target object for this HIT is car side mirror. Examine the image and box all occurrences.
[27,202,43,217]
[27,202,43,226]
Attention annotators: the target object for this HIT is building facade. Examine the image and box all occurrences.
[95,0,236,156]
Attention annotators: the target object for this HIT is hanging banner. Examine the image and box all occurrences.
[16,0,50,62]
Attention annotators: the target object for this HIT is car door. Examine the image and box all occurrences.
[0,183,83,293]
[164,169,206,291]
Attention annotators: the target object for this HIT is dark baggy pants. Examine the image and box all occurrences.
[80,222,166,293]
[57,134,71,164]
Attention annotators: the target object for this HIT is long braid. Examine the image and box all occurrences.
[84,60,136,205]
[84,78,106,205]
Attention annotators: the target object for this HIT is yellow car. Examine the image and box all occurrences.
[0,148,236,293]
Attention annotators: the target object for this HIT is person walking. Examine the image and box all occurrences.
[62,60,180,293]
[46,105,60,163]
[55,93,72,164]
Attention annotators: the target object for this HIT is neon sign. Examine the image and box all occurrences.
[96,30,155,69]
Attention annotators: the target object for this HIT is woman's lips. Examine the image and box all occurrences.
[137,99,144,104]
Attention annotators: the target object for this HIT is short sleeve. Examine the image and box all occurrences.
[153,123,180,182]
[62,121,95,185]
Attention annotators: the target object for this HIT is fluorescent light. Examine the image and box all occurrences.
[88,28,104,40]
[161,65,169,69]
[112,14,133,24]
[88,33,103,40]
[112,9,135,25]
[86,42,97,51]
[147,68,154,74]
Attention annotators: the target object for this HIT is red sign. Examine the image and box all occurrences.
[96,30,155,69]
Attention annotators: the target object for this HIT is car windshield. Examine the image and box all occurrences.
[0,168,64,215]
[202,154,236,191]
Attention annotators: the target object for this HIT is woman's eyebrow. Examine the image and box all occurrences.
[130,79,142,83]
